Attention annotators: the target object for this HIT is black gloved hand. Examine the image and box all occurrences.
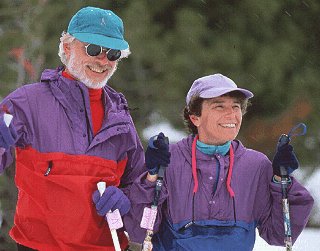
[272,143,299,177]
[145,132,171,175]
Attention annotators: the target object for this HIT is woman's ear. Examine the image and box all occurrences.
[189,114,200,127]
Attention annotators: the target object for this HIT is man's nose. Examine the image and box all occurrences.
[95,51,108,60]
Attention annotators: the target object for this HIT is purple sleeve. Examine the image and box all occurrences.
[119,125,147,195]
[114,124,151,243]
[1,87,32,146]
[0,87,32,172]
[123,171,168,243]
[0,114,16,147]
[257,171,314,246]
[0,147,14,173]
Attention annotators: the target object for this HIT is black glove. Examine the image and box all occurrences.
[145,132,171,175]
[272,143,299,177]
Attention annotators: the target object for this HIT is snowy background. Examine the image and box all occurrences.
[143,122,320,250]
[254,228,320,250]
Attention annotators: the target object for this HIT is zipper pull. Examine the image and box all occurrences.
[44,161,53,176]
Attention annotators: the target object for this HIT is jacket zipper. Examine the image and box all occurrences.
[44,160,53,176]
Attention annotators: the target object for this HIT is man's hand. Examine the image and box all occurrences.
[92,186,131,217]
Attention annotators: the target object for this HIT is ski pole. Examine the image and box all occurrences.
[97,182,122,251]
[277,133,293,251]
[141,134,169,251]
[276,123,307,251]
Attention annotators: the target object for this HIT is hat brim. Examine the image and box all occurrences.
[199,87,254,99]
[72,32,129,50]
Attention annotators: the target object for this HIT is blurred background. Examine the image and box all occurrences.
[0,0,319,250]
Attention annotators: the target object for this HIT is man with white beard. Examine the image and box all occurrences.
[0,6,146,251]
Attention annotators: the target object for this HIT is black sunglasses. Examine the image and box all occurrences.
[84,44,121,61]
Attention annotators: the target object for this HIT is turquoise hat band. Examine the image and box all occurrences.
[71,32,129,50]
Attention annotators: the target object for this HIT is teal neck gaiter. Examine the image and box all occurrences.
[196,140,231,156]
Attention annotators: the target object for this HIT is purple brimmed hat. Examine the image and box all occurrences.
[186,73,254,105]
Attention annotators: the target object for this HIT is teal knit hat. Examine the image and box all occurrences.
[67,6,129,50]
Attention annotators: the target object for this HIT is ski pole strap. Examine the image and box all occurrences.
[152,166,165,207]
[157,165,166,179]
[287,123,307,138]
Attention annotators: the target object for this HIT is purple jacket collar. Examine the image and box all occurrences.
[41,67,130,127]
[175,134,247,168]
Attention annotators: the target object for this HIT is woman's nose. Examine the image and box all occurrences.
[224,107,236,117]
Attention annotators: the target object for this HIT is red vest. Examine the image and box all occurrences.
[10,147,128,251]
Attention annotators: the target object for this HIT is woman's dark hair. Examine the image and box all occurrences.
[183,91,250,134]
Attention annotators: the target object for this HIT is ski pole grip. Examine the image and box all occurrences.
[277,134,290,178]
[96,182,122,251]
[148,135,158,149]
[277,134,290,149]
[97,181,106,196]
[148,134,169,149]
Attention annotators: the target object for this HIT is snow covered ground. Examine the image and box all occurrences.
[254,228,320,250]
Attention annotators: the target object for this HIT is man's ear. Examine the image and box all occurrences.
[63,43,71,60]
[189,114,200,127]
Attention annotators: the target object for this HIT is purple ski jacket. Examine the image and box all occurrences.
[0,67,146,250]
[128,135,314,251]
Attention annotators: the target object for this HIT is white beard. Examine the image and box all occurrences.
[66,51,117,89]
